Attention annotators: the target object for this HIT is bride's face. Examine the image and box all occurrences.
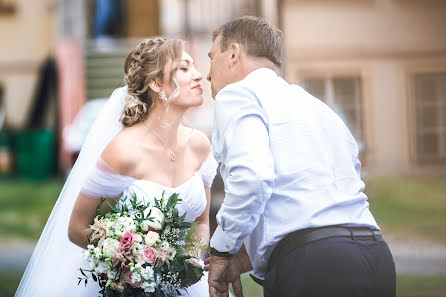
[166,51,203,108]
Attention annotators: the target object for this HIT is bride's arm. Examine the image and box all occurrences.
[68,194,120,249]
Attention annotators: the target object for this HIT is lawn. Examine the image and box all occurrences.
[0,178,64,241]
[3,273,445,297]
[1,176,445,243]
[366,176,446,243]
[235,275,446,297]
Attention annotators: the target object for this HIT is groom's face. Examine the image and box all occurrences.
[207,35,234,99]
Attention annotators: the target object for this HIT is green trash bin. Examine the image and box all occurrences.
[13,128,55,179]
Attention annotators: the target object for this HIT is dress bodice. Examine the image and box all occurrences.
[124,173,207,221]
[80,153,218,222]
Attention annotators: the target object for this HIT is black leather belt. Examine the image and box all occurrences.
[250,226,381,286]
[268,226,381,271]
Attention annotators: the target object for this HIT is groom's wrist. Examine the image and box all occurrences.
[210,247,233,258]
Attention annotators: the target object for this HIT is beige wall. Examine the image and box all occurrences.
[282,0,446,175]
[0,0,55,127]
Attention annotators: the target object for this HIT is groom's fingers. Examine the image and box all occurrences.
[204,263,210,271]
[232,276,244,297]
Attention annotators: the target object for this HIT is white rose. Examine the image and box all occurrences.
[144,231,160,246]
[143,207,165,231]
[133,233,143,243]
[102,238,120,258]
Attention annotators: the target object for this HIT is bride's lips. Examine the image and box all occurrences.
[192,85,203,92]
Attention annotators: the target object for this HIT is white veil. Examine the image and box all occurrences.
[15,87,128,297]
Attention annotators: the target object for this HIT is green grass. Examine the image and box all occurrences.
[235,274,446,297]
[0,272,23,297]
[3,273,446,297]
[0,178,64,241]
[365,176,446,243]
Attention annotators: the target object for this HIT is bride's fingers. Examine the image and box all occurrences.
[187,258,204,269]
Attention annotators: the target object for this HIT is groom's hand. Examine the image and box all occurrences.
[207,255,244,297]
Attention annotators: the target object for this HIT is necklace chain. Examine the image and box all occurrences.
[143,122,177,162]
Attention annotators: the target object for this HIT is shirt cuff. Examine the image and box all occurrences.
[210,225,239,254]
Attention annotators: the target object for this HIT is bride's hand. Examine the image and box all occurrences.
[187,258,205,270]
[182,257,205,286]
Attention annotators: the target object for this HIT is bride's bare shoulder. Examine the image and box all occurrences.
[100,129,137,175]
[181,126,211,162]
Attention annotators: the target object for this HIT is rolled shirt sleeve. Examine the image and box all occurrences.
[210,85,276,254]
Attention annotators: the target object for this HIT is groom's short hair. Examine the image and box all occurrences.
[213,16,283,68]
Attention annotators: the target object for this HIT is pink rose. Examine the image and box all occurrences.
[143,246,157,264]
[120,231,134,247]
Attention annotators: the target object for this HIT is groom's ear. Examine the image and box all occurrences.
[228,43,241,67]
[148,78,162,93]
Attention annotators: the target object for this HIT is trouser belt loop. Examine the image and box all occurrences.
[347,227,356,240]
[372,229,378,241]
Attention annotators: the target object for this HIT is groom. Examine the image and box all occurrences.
[205,16,396,297]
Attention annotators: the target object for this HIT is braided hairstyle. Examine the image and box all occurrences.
[120,37,185,127]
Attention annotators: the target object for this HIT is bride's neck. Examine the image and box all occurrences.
[143,105,186,147]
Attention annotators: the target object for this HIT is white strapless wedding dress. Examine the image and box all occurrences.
[16,155,218,297]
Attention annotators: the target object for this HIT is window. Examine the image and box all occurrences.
[303,76,364,142]
[0,0,16,14]
[414,73,446,163]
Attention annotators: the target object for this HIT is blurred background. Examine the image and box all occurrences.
[0,0,445,296]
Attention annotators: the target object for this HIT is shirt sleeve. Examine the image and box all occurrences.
[210,86,276,254]
[197,152,219,188]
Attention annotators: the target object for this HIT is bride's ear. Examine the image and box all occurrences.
[148,78,162,93]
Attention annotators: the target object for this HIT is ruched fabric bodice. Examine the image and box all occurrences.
[81,153,218,222]
[124,173,207,221]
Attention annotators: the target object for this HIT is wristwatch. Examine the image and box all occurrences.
[210,247,233,258]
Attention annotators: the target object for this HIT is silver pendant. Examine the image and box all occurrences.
[171,154,176,161]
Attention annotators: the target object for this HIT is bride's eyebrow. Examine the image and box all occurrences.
[181,59,194,65]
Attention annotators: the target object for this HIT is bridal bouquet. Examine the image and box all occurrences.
[79,192,204,297]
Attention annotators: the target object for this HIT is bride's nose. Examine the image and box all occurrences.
[193,69,203,82]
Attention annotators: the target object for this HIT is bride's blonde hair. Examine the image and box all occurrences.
[121,37,184,127]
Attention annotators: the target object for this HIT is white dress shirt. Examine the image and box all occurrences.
[210,68,379,279]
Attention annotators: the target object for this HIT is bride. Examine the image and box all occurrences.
[16,37,219,297]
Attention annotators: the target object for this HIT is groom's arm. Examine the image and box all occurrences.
[210,86,275,255]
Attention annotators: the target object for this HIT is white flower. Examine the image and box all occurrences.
[94,261,109,274]
[102,238,120,258]
[143,207,165,231]
[133,233,143,243]
[141,281,156,293]
[115,216,136,234]
[107,270,118,280]
[144,231,160,246]
[169,248,176,260]
[132,243,144,263]
[131,271,142,283]
[141,266,154,281]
